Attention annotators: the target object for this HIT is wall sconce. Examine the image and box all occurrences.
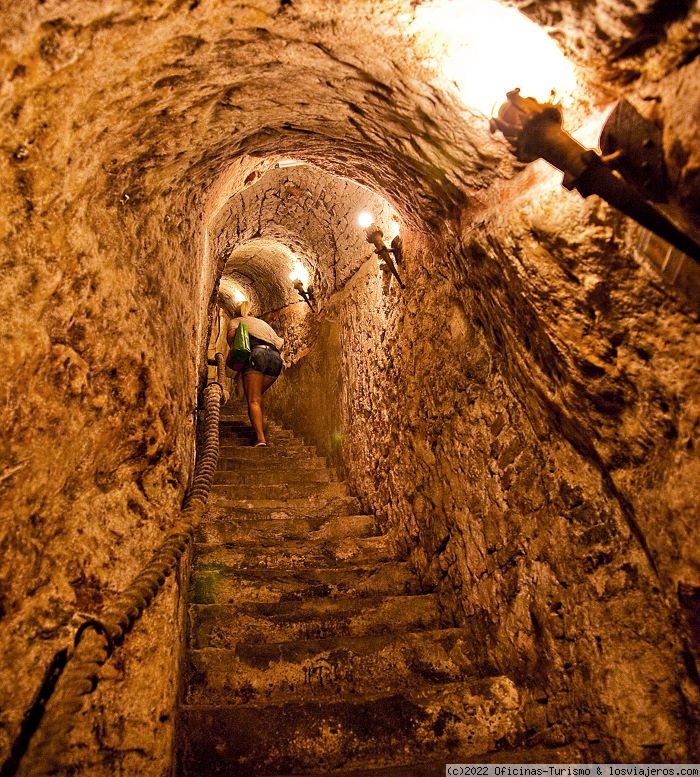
[490,90,700,264]
[289,260,315,311]
[358,211,406,288]
[292,278,315,310]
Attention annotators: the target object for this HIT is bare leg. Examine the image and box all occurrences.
[243,371,266,445]
[243,371,279,445]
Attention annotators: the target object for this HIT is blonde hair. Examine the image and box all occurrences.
[237,300,252,317]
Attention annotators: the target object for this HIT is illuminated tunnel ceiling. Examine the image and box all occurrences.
[4,0,697,317]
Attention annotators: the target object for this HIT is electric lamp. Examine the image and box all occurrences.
[490,90,700,263]
[357,212,405,289]
[289,260,315,310]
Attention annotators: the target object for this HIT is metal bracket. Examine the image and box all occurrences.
[600,99,667,202]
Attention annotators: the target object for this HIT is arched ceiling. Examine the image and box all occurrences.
[2,0,697,320]
[213,164,396,314]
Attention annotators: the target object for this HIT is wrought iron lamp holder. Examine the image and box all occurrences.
[365,225,405,288]
[490,90,700,264]
[293,278,315,311]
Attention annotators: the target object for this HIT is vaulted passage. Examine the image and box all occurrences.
[1,1,698,774]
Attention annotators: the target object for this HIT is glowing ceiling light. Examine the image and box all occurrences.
[276,159,304,169]
[232,289,247,304]
[410,0,577,116]
[289,258,310,290]
[358,211,374,229]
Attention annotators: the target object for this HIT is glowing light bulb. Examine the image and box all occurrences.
[358,211,374,229]
[233,289,247,304]
[289,259,309,289]
[409,0,577,117]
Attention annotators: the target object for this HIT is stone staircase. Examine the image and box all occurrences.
[174,402,528,776]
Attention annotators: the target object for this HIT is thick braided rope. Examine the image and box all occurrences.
[16,375,223,776]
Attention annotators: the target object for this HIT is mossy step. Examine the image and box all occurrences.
[209,494,362,515]
[213,469,333,485]
[189,561,420,605]
[260,746,581,777]
[216,456,330,472]
[218,437,307,450]
[219,431,296,445]
[188,592,439,649]
[210,480,348,501]
[196,515,378,544]
[217,450,322,465]
[193,534,390,573]
[262,766,449,777]
[176,677,524,776]
[218,444,313,458]
[184,626,473,705]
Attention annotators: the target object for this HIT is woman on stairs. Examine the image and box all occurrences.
[227,300,284,447]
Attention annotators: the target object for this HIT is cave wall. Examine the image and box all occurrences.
[0,14,222,771]
[258,69,699,764]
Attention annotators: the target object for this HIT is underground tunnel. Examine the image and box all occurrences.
[0,0,698,774]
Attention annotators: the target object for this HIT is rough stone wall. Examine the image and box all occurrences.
[0,9,220,771]
[267,191,698,759]
[245,64,699,768]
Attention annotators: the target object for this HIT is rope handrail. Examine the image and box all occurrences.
[1,355,227,777]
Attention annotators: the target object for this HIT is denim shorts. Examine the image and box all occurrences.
[244,345,283,377]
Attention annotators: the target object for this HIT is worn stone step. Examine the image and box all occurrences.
[210,494,362,515]
[204,498,365,521]
[217,451,322,467]
[220,431,296,445]
[189,592,440,649]
[213,469,333,485]
[189,561,421,605]
[220,418,287,427]
[184,626,473,705]
[216,455,330,472]
[196,515,378,544]
[176,677,523,776]
[263,766,449,777]
[218,443,313,457]
[218,435,305,448]
[193,535,391,573]
[210,480,348,501]
[259,746,581,777]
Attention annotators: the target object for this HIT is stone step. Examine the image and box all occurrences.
[189,561,421,605]
[218,439,299,452]
[220,430,297,445]
[213,469,333,485]
[210,481,348,501]
[188,592,440,649]
[209,494,362,515]
[176,677,523,776]
[218,441,312,455]
[263,766,450,777]
[219,418,287,428]
[216,455,330,472]
[258,746,580,777]
[217,450,323,466]
[184,626,471,705]
[196,515,378,544]
[193,535,391,573]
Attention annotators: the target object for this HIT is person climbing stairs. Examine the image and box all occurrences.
[175,402,529,776]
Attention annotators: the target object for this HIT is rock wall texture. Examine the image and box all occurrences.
[0,0,698,773]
